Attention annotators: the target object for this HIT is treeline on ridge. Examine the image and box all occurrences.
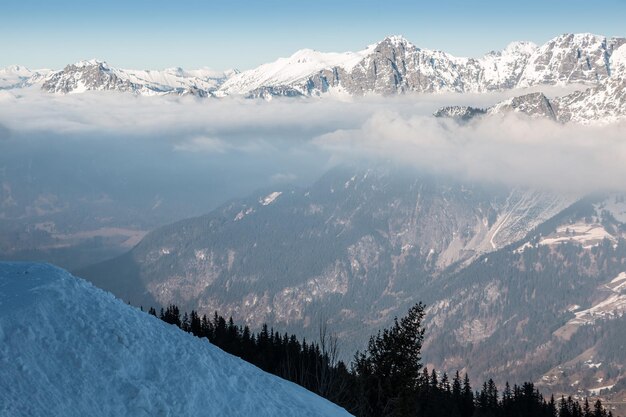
[145,303,614,417]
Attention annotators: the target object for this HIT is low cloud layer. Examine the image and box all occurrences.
[2,88,625,195]
[317,111,626,193]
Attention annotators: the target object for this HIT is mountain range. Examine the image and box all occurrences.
[3,33,625,124]
[2,33,624,99]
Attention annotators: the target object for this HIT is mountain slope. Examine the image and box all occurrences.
[75,169,626,407]
[78,167,574,345]
[422,196,626,410]
[0,262,352,417]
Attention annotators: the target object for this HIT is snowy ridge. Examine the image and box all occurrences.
[0,65,50,89]
[217,44,378,95]
[39,59,235,96]
[0,262,352,417]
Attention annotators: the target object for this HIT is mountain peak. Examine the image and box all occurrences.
[503,40,538,55]
[164,66,187,76]
[1,64,31,73]
[546,32,608,47]
[379,34,414,49]
[70,59,109,69]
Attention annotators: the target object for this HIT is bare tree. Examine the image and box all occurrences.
[317,314,344,400]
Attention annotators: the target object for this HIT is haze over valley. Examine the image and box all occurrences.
[2,4,626,414]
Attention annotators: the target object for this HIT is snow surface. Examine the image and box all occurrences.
[0,262,352,417]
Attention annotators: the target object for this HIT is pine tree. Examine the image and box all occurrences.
[461,373,474,417]
[452,371,462,400]
[583,398,592,417]
[352,302,425,417]
[593,399,606,417]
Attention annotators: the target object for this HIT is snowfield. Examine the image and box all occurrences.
[0,262,352,417]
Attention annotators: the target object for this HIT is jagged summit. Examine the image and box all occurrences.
[378,34,415,48]
[71,58,109,68]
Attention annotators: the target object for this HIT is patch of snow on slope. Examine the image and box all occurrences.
[589,384,615,395]
[485,190,575,250]
[554,272,626,341]
[595,195,626,224]
[610,44,626,78]
[569,272,626,326]
[539,222,615,248]
[608,272,626,292]
[260,191,282,206]
[234,207,255,221]
[0,262,352,417]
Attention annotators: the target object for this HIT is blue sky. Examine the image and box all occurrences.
[2,0,625,71]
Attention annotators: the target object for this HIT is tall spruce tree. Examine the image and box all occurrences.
[353,302,425,417]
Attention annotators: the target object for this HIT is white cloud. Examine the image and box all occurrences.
[315,111,626,193]
[2,88,626,193]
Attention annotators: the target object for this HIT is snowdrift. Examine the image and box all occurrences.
[0,262,352,417]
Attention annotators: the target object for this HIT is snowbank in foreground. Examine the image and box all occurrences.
[0,262,352,417]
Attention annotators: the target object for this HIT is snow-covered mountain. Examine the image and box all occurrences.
[516,33,623,87]
[0,65,50,89]
[39,59,236,96]
[0,262,352,417]
[436,44,626,124]
[217,33,625,97]
[553,43,626,123]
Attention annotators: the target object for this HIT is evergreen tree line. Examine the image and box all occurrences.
[146,304,613,417]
